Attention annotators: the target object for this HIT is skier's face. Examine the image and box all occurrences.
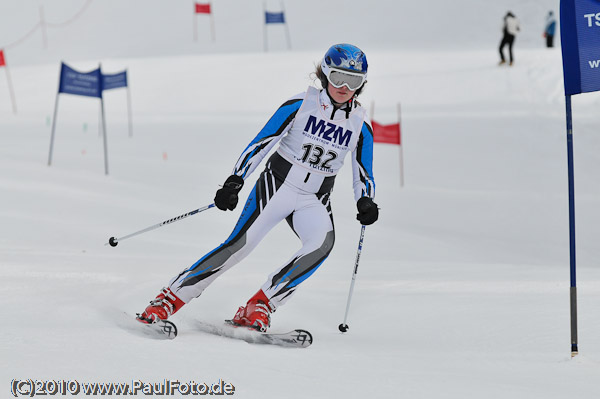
[328,82,356,104]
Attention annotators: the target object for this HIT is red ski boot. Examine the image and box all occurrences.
[231,290,275,332]
[137,287,185,324]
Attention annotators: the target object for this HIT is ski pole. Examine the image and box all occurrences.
[106,203,216,247]
[338,224,366,333]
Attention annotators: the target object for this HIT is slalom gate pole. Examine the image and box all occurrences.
[106,203,216,247]
[100,94,109,175]
[263,2,268,52]
[565,94,578,357]
[338,225,366,333]
[4,61,17,114]
[126,80,133,137]
[47,93,60,166]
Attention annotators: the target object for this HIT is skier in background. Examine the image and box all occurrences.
[499,11,520,66]
[136,44,378,332]
[544,11,557,48]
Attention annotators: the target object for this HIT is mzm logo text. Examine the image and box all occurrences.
[304,115,352,147]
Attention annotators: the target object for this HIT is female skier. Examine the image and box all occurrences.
[137,43,378,332]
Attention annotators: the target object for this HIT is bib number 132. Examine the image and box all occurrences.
[301,144,338,169]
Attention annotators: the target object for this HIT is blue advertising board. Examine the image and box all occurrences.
[58,62,102,98]
[561,0,600,95]
[265,12,285,24]
[102,71,128,91]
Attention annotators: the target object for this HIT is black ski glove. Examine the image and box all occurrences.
[356,197,379,225]
[214,175,244,211]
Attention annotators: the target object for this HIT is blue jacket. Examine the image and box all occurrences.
[545,19,556,36]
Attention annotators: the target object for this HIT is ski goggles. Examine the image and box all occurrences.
[325,68,366,91]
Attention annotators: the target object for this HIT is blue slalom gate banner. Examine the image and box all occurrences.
[49,63,134,174]
[57,63,128,95]
[50,62,133,176]
[58,62,102,98]
[263,6,291,51]
[102,71,128,91]
[560,0,600,358]
[561,0,600,95]
[265,11,285,24]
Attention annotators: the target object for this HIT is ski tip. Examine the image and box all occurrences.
[292,329,313,347]
[135,315,178,339]
[160,320,178,339]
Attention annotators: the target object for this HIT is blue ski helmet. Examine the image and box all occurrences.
[321,44,368,90]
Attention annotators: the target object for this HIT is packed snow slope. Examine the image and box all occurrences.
[2,0,600,398]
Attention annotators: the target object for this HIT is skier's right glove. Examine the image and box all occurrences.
[356,197,379,225]
[214,175,244,211]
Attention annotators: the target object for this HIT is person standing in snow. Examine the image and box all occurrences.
[136,44,378,332]
[544,11,557,48]
[499,11,520,66]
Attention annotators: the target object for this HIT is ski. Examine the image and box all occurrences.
[135,317,178,340]
[125,315,310,347]
[145,319,178,339]
[118,312,178,340]
[194,320,313,348]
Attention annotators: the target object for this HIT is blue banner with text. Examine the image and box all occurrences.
[58,63,102,98]
[561,0,600,95]
[102,71,128,91]
[265,12,285,24]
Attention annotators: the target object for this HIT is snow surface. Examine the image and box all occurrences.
[2,0,600,398]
